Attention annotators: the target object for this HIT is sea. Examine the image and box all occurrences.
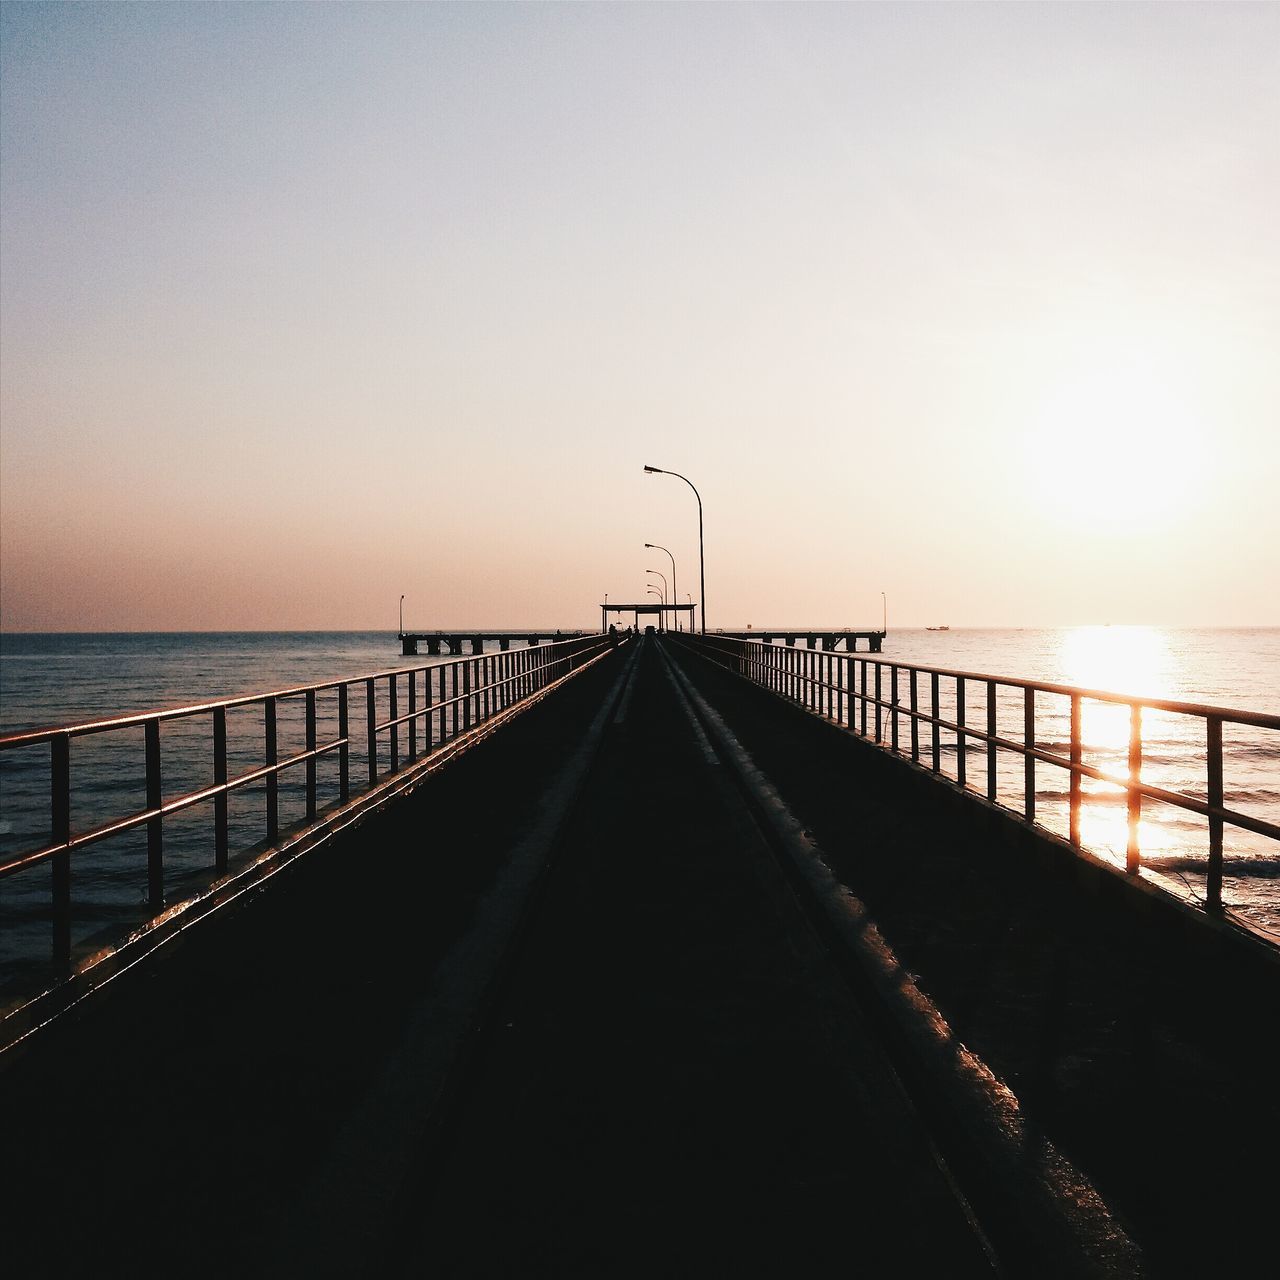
[1,627,1277,994]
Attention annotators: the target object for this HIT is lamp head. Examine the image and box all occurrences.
[643,465,661,474]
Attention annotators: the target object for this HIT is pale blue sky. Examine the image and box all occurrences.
[2,2,1277,630]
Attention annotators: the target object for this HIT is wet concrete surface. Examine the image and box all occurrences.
[665,639,1280,1278]
[381,638,991,1276]
[0,650,629,1275]
[5,634,1270,1276]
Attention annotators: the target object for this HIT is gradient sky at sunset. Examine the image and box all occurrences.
[2,2,1276,632]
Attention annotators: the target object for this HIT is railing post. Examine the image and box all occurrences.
[986,681,997,801]
[214,707,229,871]
[875,664,883,743]
[1024,688,1035,822]
[51,734,71,972]
[305,689,317,820]
[860,661,868,736]
[424,666,433,751]
[366,678,377,784]
[146,717,164,910]
[389,675,399,773]
[1127,704,1142,875]
[264,699,278,846]
[910,669,919,762]
[931,672,941,772]
[1206,716,1224,909]
[956,676,966,787]
[338,684,350,802]
[451,664,459,737]
[408,671,417,761]
[890,666,899,751]
[463,660,472,731]
[1069,694,1082,845]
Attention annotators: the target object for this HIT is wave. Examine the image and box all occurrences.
[1145,854,1280,879]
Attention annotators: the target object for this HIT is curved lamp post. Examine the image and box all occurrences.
[399,594,405,635]
[644,466,704,634]
[881,591,887,634]
[646,587,664,630]
[644,543,677,630]
[647,570,668,631]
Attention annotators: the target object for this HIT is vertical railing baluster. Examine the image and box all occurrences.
[930,673,940,772]
[860,661,868,736]
[463,660,472,731]
[427,660,437,747]
[51,734,71,972]
[891,666,899,751]
[1024,688,1035,822]
[875,664,883,743]
[338,684,350,802]
[1206,716,1224,909]
[910,669,919,762]
[146,717,164,909]
[986,682,997,802]
[264,700,278,846]
[366,678,377,784]
[1069,694,1082,845]
[1127,704,1142,875]
[305,690,317,820]
[389,675,399,773]
[450,664,459,738]
[408,671,417,761]
[214,707,228,871]
[441,664,449,738]
[956,676,966,787]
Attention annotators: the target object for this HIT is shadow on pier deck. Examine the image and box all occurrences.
[2,637,1275,1276]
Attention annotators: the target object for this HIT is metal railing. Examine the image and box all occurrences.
[677,634,1280,916]
[0,634,614,973]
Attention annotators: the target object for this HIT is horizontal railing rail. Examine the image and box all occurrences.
[675,634,1280,923]
[0,634,615,976]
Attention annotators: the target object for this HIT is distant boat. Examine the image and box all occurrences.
[926,625,950,631]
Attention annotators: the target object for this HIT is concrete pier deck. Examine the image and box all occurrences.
[1,636,1274,1275]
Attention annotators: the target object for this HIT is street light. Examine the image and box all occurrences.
[644,465,705,634]
[647,570,667,632]
[647,586,663,631]
[644,543,677,630]
[881,591,887,634]
[399,594,405,635]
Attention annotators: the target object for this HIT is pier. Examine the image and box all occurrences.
[398,629,585,656]
[716,627,886,651]
[2,633,1277,1276]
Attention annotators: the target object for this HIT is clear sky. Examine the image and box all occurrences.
[2,1,1276,632]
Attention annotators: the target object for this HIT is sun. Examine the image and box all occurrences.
[1022,356,1206,530]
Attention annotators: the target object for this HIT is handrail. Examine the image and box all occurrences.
[0,634,616,976]
[675,633,1280,925]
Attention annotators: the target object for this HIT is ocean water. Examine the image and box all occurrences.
[1,628,1277,993]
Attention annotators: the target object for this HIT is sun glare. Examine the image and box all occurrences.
[1024,359,1206,530]
[1058,625,1180,861]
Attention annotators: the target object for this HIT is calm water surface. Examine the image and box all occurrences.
[1,628,1277,992]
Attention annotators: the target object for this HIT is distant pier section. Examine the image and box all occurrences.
[718,628,886,652]
[399,630,585,656]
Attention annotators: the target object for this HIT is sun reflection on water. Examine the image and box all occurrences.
[1057,626,1181,865]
